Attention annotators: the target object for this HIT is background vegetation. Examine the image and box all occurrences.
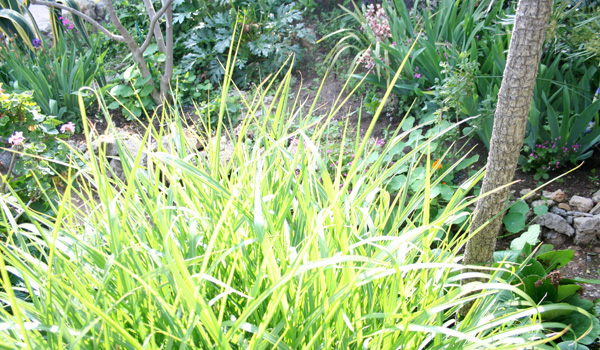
[0,0,597,348]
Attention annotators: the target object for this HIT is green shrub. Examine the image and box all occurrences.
[106,0,313,101]
[330,0,600,179]
[0,87,73,206]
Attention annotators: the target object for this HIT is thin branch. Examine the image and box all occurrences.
[30,0,125,42]
[103,0,139,48]
[159,0,173,100]
[139,0,176,54]
[103,0,161,103]
[142,0,166,52]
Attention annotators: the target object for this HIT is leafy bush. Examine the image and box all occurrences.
[521,137,582,180]
[106,0,313,102]
[107,44,164,119]
[177,1,312,87]
[0,87,73,205]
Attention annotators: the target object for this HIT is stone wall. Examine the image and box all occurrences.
[518,189,600,246]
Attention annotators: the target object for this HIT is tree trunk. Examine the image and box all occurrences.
[463,0,552,266]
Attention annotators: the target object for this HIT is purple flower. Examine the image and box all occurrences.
[414,73,421,79]
[8,131,25,146]
[60,122,76,134]
[32,38,41,48]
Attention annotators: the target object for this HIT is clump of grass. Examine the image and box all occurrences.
[0,51,576,349]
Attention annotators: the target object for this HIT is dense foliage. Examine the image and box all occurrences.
[0,1,597,348]
[0,88,73,205]
[0,0,104,125]
[0,65,595,348]
[106,0,313,105]
[332,0,600,179]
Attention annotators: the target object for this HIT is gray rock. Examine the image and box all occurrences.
[543,189,566,203]
[536,213,575,237]
[78,0,107,21]
[573,216,600,245]
[85,132,151,181]
[591,202,600,216]
[567,211,593,218]
[550,206,568,217]
[569,195,594,213]
[298,27,316,50]
[108,135,148,181]
[0,150,17,176]
[567,216,574,225]
[531,199,553,208]
[542,229,569,246]
[198,136,236,165]
[557,203,571,211]
[520,188,540,202]
[160,128,201,155]
[28,5,52,34]
[89,134,120,157]
[593,189,600,203]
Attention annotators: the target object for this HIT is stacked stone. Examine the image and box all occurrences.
[521,189,600,246]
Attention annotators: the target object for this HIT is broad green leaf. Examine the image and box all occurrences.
[510,225,540,250]
[536,249,574,271]
[533,204,548,216]
[557,284,582,302]
[510,201,530,215]
[111,85,134,98]
[504,212,527,234]
[143,43,159,56]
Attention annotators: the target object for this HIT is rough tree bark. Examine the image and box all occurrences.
[463,0,552,266]
[30,0,175,104]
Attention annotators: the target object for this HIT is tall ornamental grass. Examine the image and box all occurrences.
[0,51,575,349]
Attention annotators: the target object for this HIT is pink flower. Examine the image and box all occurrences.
[8,131,25,146]
[414,73,421,79]
[60,122,76,134]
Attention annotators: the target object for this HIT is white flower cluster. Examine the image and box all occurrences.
[363,4,392,43]
[358,49,375,70]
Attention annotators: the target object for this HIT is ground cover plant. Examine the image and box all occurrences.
[0,50,594,348]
